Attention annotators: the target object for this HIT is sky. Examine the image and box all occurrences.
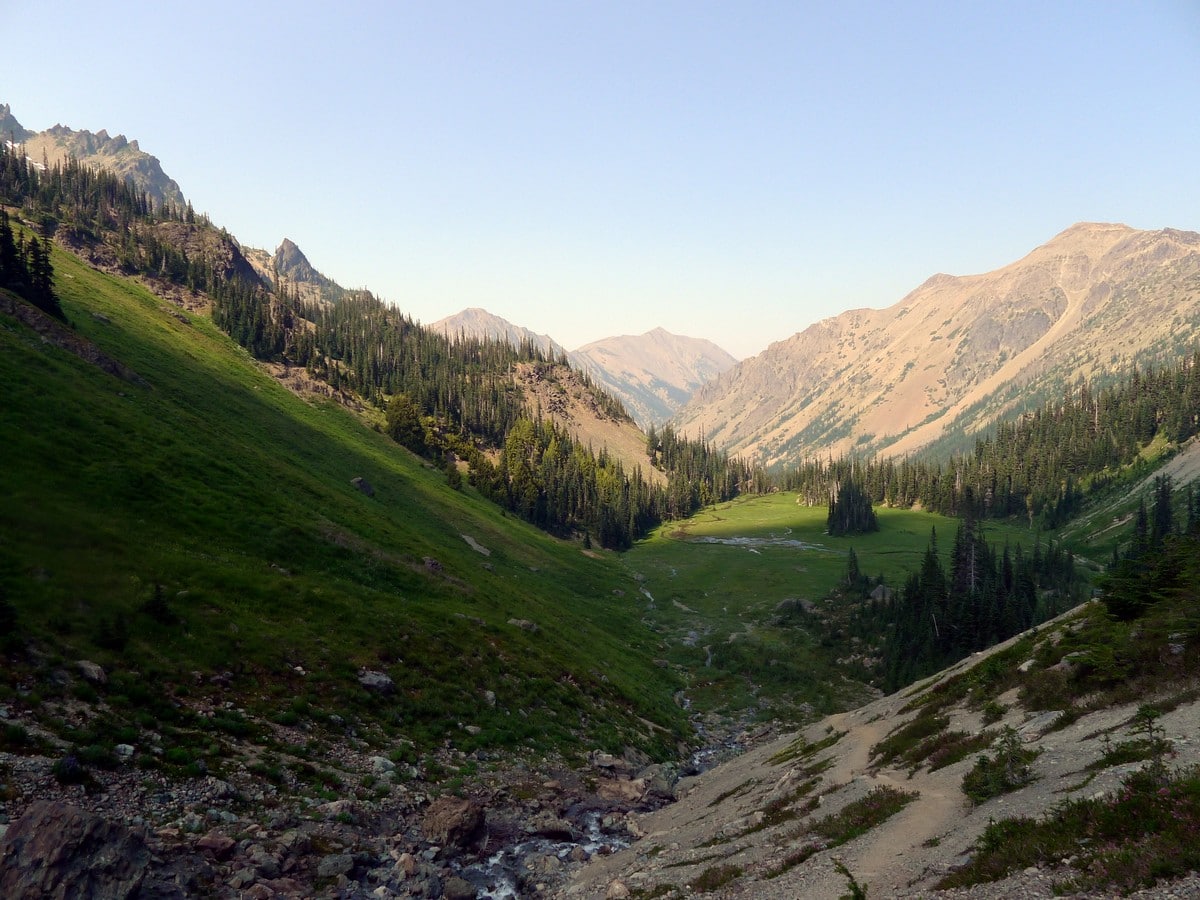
[5,2,1200,359]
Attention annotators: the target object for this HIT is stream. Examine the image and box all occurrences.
[453,809,631,898]
[449,698,758,897]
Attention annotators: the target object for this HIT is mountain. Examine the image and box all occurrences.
[1,103,186,210]
[429,307,566,358]
[675,223,1200,468]
[571,327,738,428]
[432,309,738,428]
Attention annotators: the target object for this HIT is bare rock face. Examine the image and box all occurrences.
[0,801,151,899]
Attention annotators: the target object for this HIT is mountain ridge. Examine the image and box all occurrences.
[674,222,1200,467]
[1,103,186,210]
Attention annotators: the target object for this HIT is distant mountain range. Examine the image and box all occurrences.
[674,222,1200,468]
[430,309,737,428]
[570,329,737,428]
[9,100,1200,476]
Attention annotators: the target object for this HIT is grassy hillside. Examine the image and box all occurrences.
[0,243,689,766]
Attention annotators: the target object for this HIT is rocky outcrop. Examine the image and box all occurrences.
[2,105,186,209]
[0,801,154,899]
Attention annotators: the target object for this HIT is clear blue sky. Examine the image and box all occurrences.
[6,1,1200,358]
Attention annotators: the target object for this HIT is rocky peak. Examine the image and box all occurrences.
[0,103,32,142]
[272,238,319,283]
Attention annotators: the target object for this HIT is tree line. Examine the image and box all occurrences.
[825,497,1085,691]
[1103,474,1200,621]
[780,353,1200,526]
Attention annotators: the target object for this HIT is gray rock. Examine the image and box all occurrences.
[359,670,395,694]
[0,801,151,899]
[370,755,396,775]
[317,853,354,880]
[75,659,108,684]
[444,875,478,899]
[507,618,539,633]
[351,476,375,497]
[523,810,576,841]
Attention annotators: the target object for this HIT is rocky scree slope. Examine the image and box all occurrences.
[570,328,738,429]
[674,223,1200,468]
[568,599,1200,899]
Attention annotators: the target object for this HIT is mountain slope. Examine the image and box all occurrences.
[432,308,738,429]
[571,327,738,428]
[0,239,687,761]
[569,594,1200,898]
[2,103,186,209]
[675,223,1200,467]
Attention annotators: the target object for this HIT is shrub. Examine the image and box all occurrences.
[689,863,742,892]
[981,700,1007,725]
[870,714,948,768]
[961,727,1039,804]
[52,754,97,790]
[940,764,1200,894]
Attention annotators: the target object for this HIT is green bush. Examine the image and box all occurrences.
[689,864,742,892]
[962,727,1039,804]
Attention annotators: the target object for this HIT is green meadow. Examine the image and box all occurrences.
[623,494,1048,722]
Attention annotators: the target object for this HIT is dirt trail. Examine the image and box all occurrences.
[819,708,965,891]
[853,768,963,891]
[823,711,885,784]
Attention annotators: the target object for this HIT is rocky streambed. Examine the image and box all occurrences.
[0,707,758,899]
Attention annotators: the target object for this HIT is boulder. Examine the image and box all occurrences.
[596,777,646,804]
[589,750,634,774]
[317,853,354,880]
[196,829,236,860]
[0,801,150,899]
[359,670,395,694]
[444,874,478,899]
[351,476,374,497]
[421,797,484,850]
[370,755,397,775]
[638,763,677,802]
[75,659,108,684]
[522,810,577,841]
